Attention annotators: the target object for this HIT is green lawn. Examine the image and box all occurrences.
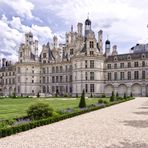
[0,97,108,120]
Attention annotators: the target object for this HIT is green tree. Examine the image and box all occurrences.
[90,93,93,98]
[124,93,127,99]
[27,103,53,120]
[130,92,133,98]
[116,92,119,98]
[37,92,40,98]
[12,92,16,98]
[110,91,115,102]
[79,90,86,108]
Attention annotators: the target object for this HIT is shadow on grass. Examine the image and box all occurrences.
[105,140,148,148]
[122,119,148,128]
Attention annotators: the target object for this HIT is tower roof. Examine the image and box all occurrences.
[105,39,110,44]
[85,18,91,25]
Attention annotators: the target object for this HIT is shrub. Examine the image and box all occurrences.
[79,90,86,108]
[124,93,127,99]
[98,99,103,104]
[12,92,16,98]
[103,100,109,104]
[101,93,106,98]
[76,93,78,98]
[110,91,115,102]
[37,92,40,98]
[116,96,123,100]
[27,103,53,120]
[116,92,119,98]
[90,93,93,98]
[130,92,133,98]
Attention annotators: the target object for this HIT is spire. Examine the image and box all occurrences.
[87,12,89,19]
[71,25,73,32]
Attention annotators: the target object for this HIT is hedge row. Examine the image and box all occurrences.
[0,98,134,138]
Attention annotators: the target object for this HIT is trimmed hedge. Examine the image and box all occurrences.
[0,98,134,138]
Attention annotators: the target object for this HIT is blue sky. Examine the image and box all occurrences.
[0,0,148,62]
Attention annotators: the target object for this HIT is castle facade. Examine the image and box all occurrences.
[0,18,148,97]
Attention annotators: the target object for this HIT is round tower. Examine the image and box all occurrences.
[105,39,111,57]
[85,17,91,37]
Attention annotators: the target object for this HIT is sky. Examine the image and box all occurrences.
[0,0,148,62]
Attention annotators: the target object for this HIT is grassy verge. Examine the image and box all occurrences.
[0,97,108,120]
[0,97,134,138]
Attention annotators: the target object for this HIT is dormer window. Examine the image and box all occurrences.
[114,57,117,61]
[89,41,94,48]
[127,55,131,60]
[43,53,46,58]
[142,54,145,59]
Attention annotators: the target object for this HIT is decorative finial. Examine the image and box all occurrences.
[107,34,109,40]
[71,25,73,32]
[87,12,89,19]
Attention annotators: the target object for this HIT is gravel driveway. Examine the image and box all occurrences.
[0,97,148,148]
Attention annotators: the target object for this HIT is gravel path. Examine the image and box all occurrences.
[1,97,148,148]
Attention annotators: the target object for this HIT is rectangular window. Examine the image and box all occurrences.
[43,68,45,74]
[120,63,124,68]
[114,72,117,80]
[56,66,58,73]
[128,62,131,68]
[85,84,88,93]
[65,65,68,72]
[17,67,20,73]
[56,76,58,83]
[52,67,55,73]
[85,72,88,80]
[43,53,46,58]
[134,71,139,79]
[69,75,72,82]
[128,72,131,80]
[90,72,94,80]
[90,51,94,55]
[114,63,117,69]
[52,86,55,92]
[47,77,49,83]
[52,76,55,83]
[89,41,94,48]
[90,84,94,92]
[134,62,139,67]
[70,49,74,55]
[60,76,63,83]
[66,76,68,82]
[85,60,87,68]
[43,77,45,83]
[107,72,111,81]
[60,66,63,72]
[90,60,94,68]
[142,71,145,79]
[47,67,49,74]
[142,61,145,67]
[107,64,111,69]
[120,72,124,80]
[18,76,20,83]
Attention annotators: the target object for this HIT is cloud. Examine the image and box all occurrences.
[0,15,57,62]
[35,0,148,52]
[1,0,34,19]
[1,0,148,61]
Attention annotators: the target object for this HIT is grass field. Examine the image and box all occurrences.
[0,97,108,120]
